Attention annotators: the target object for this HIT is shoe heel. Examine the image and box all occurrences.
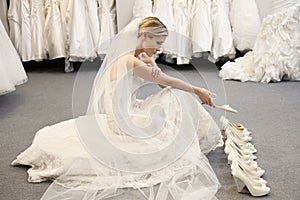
[233,176,246,193]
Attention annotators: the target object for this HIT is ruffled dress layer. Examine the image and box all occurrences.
[219,5,300,83]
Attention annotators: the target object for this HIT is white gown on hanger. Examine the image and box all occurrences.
[229,0,261,51]
[132,0,153,19]
[30,0,47,61]
[209,0,235,62]
[0,20,27,95]
[44,0,66,60]
[153,0,177,60]
[190,0,213,58]
[97,0,117,57]
[190,0,213,57]
[173,0,192,65]
[219,3,300,83]
[7,0,22,57]
[20,0,33,62]
[0,0,9,34]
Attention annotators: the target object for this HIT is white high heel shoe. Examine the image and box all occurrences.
[225,128,252,143]
[224,137,257,155]
[232,165,270,196]
[234,123,252,135]
[231,154,265,177]
[220,116,252,137]
[215,104,237,113]
[227,146,257,165]
[224,130,256,153]
[231,159,267,185]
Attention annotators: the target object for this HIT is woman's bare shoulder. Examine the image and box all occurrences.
[126,54,147,68]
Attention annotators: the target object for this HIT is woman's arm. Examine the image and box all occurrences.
[132,56,215,106]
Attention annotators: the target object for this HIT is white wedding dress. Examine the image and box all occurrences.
[190,0,213,58]
[209,0,235,62]
[12,18,223,199]
[12,75,223,199]
[219,3,300,83]
[172,0,192,64]
[0,0,9,34]
[153,0,177,60]
[97,0,117,58]
[229,0,261,51]
[0,20,28,95]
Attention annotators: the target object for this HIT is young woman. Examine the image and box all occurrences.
[13,17,223,200]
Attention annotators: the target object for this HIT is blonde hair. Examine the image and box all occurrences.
[138,17,168,37]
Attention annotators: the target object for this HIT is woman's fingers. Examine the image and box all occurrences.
[152,66,161,78]
[200,89,215,107]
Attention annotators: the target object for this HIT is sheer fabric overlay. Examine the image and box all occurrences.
[13,18,223,200]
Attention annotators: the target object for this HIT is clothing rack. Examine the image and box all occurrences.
[3,0,271,72]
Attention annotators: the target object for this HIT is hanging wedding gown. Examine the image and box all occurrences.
[44,0,68,60]
[69,0,99,62]
[21,0,32,61]
[0,20,27,95]
[209,0,235,62]
[153,0,177,60]
[190,0,213,58]
[7,0,22,57]
[0,0,9,34]
[30,0,47,61]
[173,0,192,65]
[97,0,117,58]
[229,0,261,51]
[219,2,300,83]
[12,18,223,199]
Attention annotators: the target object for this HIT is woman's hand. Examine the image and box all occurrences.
[138,52,155,65]
[194,87,215,107]
[138,52,161,79]
[150,65,161,79]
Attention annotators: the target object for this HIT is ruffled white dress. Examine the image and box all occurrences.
[0,20,28,95]
[12,72,223,199]
[219,4,300,83]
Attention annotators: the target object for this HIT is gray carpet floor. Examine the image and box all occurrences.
[1,57,299,200]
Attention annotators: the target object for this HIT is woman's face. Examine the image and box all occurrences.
[141,34,167,57]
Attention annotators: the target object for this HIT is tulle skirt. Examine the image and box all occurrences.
[12,87,223,199]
